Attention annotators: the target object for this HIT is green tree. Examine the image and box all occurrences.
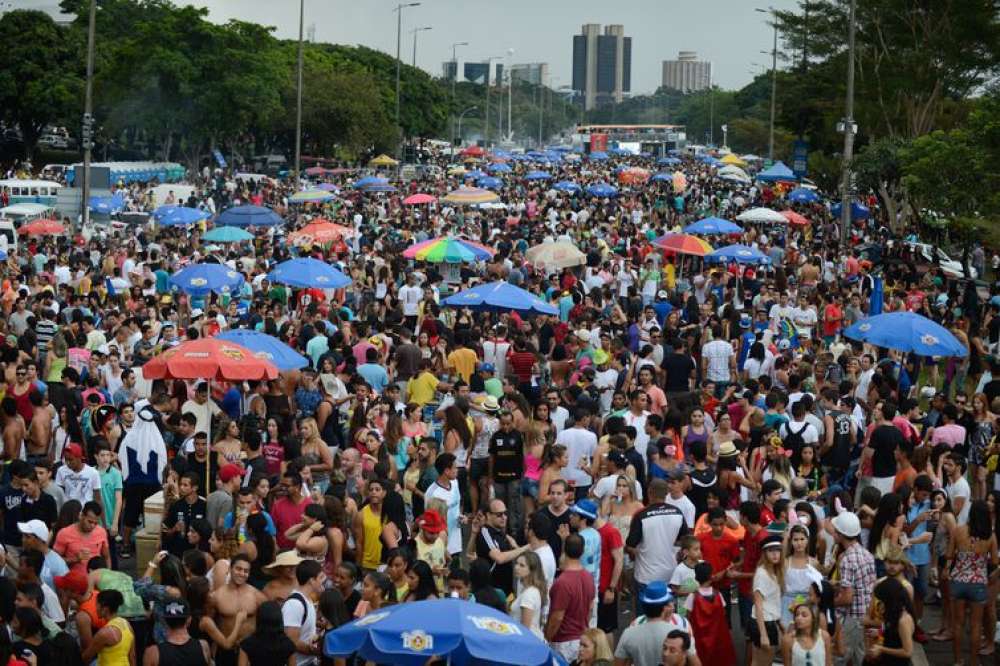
[852,136,909,231]
[0,10,82,158]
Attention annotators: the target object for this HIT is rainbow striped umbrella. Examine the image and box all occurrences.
[654,233,714,257]
[440,187,499,206]
[289,189,335,204]
[402,237,495,263]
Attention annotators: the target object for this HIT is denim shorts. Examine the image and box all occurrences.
[521,477,539,499]
[909,563,929,597]
[951,580,988,603]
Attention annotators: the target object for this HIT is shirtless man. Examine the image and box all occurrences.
[210,553,266,666]
[262,551,303,603]
[26,392,51,463]
[1,396,25,461]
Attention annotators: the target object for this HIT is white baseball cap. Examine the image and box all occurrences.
[18,519,49,543]
[832,511,861,538]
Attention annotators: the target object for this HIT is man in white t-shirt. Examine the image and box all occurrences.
[944,452,971,525]
[426,453,464,555]
[398,275,422,325]
[180,382,222,442]
[283,559,325,666]
[701,324,735,386]
[555,410,598,498]
[664,470,696,529]
[55,443,102,508]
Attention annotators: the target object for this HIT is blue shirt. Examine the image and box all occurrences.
[579,526,602,590]
[906,499,931,566]
[358,363,390,394]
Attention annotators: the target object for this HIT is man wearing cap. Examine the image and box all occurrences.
[55,442,102,509]
[142,598,211,666]
[831,510,876,666]
[614,581,696,666]
[207,464,244,530]
[18,519,67,591]
[181,382,221,442]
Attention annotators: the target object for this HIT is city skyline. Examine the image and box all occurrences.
[21,0,801,94]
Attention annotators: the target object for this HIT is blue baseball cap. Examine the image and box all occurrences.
[479,362,495,373]
[640,581,675,605]
[570,498,598,521]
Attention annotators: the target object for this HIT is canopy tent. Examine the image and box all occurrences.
[720,153,748,167]
[442,281,557,316]
[755,160,797,182]
[368,154,399,167]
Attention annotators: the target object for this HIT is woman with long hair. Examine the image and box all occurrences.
[359,571,395,616]
[285,503,330,563]
[383,410,408,482]
[867,577,915,665]
[237,600,296,666]
[298,417,333,493]
[781,525,822,626]
[969,393,995,500]
[680,407,710,461]
[945,499,998,666]
[242,512,276,589]
[782,601,832,666]
[572,627,614,666]
[929,489,958,641]
[601,473,645,546]
[751,536,785,666]
[213,417,244,467]
[134,551,187,643]
[404,560,439,601]
[260,417,287,478]
[510,550,548,640]
[869,493,906,576]
[322,496,347,577]
[537,444,568,505]
[521,421,546,519]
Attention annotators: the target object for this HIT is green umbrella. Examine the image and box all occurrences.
[204,226,254,243]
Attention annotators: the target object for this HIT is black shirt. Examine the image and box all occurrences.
[0,485,25,547]
[662,352,696,392]
[544,505,572,564]
[162,497,207,557]
[19,492,57,528]
[869,424,905,478]
[489,429,524,481]
[475,525,516,596]
[239,633,296,666]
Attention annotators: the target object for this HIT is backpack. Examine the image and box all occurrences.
[783,421,809,453]
[284,591,310,628]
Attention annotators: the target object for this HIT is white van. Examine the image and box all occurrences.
[0,219,15,255]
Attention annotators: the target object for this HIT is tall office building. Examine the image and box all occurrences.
[510,62,550,86]
[442,61,459,81]
[572,24,631,110]
[460,62,502,85]
[661,51,712,93]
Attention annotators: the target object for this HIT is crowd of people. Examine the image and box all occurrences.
[0,145,997,666]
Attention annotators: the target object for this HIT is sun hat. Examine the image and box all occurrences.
[264,551,304,570]
[832,511,861,538]
[718,441,739,458]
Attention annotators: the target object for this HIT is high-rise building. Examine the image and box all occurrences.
[442,61,459,81]
[572,24,631,110]
[510,63,550,86]
[661,51,712,93]
[459,62,502,86]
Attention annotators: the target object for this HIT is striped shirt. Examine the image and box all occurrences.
[35,318,58,353]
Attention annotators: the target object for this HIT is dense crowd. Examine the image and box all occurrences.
[0,146,996,666]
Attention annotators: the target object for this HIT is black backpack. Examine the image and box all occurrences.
[783,421,809,453]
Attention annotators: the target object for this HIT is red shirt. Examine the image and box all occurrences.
[549,568,595,642]
[271,495,313,550]
[507,350,536,382]
[696,531,741,589]
[597,522,624,593]
[738,527,769,596]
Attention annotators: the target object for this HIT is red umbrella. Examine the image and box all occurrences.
[780,210,810,226]
[403,193,436,205]
[653,233,714,257]
[142,338,279,381]
[18,218,65,236]
[460,145,485,157]
[288,219,356,245]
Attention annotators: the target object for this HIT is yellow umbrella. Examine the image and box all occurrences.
[369,154,399,167]
[440,187,498,205]
[721,153,747,167]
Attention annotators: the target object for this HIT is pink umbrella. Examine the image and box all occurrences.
[403,193,436,205]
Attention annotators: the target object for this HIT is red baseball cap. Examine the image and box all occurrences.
[54,570,88,595]
[219,464,243,484]
[63,443,84,459]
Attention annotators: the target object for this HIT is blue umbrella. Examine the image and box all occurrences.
[843,312,968,357]
[0,248,7,261]
[156,206,210,226]
[324,597,564,666]
[657,156,681,166]
[216,330,308,371]
[89,194,124,215]
[476,176,503,190]
[787,187,819,204]
[353,176,387,189]
[586,182,618,198]
[488,162,511,173]
[216,205,283,228]
[588,151,609,160]
[831,201,871,220]
[464,170,487,180]
[169,263,245,296]
[267,257,352,289]
[684,216,742,235]
[363,183,397,193]
[650,172,673,182]
[442,281,557,316]
[706,244,771,265]
[524,170,552,181]
[553,180,580,193]
[316,183,340,192]
[202,226,254,243]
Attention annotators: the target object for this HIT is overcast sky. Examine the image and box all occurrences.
[26,0,803,92]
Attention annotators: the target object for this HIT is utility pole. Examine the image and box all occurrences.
[756,7,778,162]
[80,0,97,230]
[450,41,468,149]
[293,0,304,189]
[484,56,501,148]
[411,26,431,67]
[506,48,514,143]
[839,0,858,244]
[394,2,420,156]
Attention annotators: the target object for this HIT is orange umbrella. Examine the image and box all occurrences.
[18,218,65,236]
[288,219,355,245]
[654,233,714,257]
[780,210,810,226]
[142,338,279,382]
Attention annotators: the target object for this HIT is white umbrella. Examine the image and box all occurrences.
[525,241,586,270]
[737,207,788,224]
[718,165,749,178]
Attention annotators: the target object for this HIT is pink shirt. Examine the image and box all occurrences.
[932,423,967,449]
[53,524,109,575]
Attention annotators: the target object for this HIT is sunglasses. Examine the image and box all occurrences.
[490,510,508,517]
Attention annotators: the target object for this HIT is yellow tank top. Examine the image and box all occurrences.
[360,505,383,569]
[98,616,134,666]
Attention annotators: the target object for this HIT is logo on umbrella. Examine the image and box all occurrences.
[468,616,522,636]
[737,250,751,256]
[316,276,329,283]
[190,278,208,287]
[920,334,939,345]
[355,611,390,627]
[401,630,434,651]
[253,352,274,360]
[226,271,239,278]
[221,348,245,360]
[858,323,871,332]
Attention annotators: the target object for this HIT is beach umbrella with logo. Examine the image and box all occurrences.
[216,330,308,371]
[843,312,967,357]
[266,258,352,289]
[169,263,244,296]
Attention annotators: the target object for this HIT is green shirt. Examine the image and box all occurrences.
[98,466,123,529]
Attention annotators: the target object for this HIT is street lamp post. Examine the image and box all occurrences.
[483,56,502,148]
[757,7,778,162]
[450,41,468,150]
[457,106,478,145]
[840,0,858,244]
[293,0,305,190]
[394,2,420,155]
[411,26,431,67]
[80,0,97,230]
[505,48,514,143]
